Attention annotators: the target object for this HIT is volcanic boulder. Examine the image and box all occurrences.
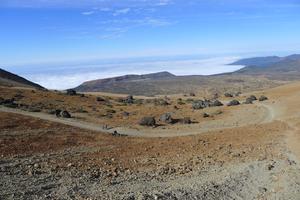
[160,113,174,124]
[61,110,71,118]
[211,100,223,107]
[192,100,205,110]
[66,89,77,96]
[139,117,156,126]
[259,95,268,101]
[248,95,257,101]
[224,93,233,97]
[227,99,240,106]
[244,97,254,104]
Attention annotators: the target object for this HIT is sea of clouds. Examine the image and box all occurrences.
[5,56,244,90]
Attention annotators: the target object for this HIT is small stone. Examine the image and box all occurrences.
[33,163,40,168]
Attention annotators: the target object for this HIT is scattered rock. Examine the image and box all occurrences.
[122,111,130,117]
[244,97,254,104]
[139,117,156,126]
[259,95,268,101]
[189,92,196,97]
[248,95,257,101]
[61,110,71,118]
[227,99,240,106]
[203,113,210,118]
[192,100,205,110]
[224,93,233,97]
[97,97,106,102]
[211,100,223,107]
[124,95,134,104]
[66,89,77,96]
[160,113,174,124]
[267,163,275,171]
[55,109,62,117]
[1,98,18,108]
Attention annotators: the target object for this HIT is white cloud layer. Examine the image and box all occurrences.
[17,56,244,90]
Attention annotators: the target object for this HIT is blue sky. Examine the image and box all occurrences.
[1,0,300,89]
[1,0,300,66]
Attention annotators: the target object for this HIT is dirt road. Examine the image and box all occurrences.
[0,101,275,138]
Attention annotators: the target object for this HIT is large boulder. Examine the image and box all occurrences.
[160,113,174,124]
[124,95,134,104]
[96,97,106,102]
[192,100,205,110]
[61,110,71,118]
[259,95,268,101]
[224,93,233,97]
[139,117,156,126]
[66,89,77,96]
[248,95,257,101]
[211,100,223,107]
[244,97,254,104]
[1,98,18,108]
[227,99,240,106]
[55,109,62,117]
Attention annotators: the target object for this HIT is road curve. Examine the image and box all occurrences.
[0,103,276,138]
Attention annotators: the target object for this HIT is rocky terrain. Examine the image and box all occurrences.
[1,65,300,199]
[1,78,300,199]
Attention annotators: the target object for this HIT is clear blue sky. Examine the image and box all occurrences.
[1,0,300,66]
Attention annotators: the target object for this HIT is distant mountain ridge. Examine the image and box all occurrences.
[230,54,300,67]
[74,54,300,95]
[0,68,44,89]
[74,71,177,93]
[230,54,300,80]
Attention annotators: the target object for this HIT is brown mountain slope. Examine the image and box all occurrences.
[0,68,44,89]
[74,72,279,96]
[74,54,300,96]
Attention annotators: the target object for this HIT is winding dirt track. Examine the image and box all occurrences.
[0,102,275,138]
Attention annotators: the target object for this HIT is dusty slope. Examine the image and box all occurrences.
[1,82,300,199]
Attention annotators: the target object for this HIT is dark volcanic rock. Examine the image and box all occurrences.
[211,100,223,107]
[66,89,77,96]
[227,100,240,106]
[248,95,257,101]
[124,95,134,104]
[203,113,210,118]
[192,100,205,110]
[139,117,156,126]
[160,113,174,124]
[1,98,18,108]
[244,97,254,104]
[224,93,233,97]
[55,109,62,117]
[96,97,106,102]
[259,95,268,101]
[61,110,71,118]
